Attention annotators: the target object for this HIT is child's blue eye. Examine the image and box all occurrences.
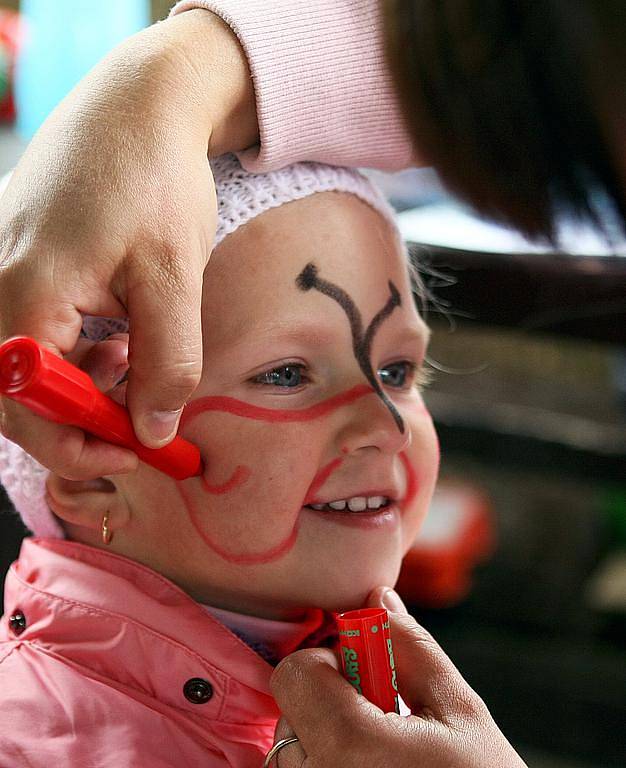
[378,361,415,388]
[254,364,305,388]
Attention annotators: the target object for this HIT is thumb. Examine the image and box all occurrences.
[389,611,477,725]
[122,246,205,448]
[366,586,408,614]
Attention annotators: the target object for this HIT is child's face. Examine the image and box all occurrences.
[120,193,439,617]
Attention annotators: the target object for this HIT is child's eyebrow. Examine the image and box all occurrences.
[234,322,429,351]
[221,321,343,351]
[393,324,431,352]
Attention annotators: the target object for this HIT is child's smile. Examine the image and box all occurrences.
[303,450,417,525]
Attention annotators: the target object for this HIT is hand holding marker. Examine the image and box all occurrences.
[0,336,203,480]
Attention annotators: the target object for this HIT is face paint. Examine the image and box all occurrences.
[296,263,405,433]
[177,387,418,565]
[303,457,344,506]
[180,383,372,426]
[179,445,418,564]
[176,263,420,566]
[182,499,302,566]
[400,452,419,511]
[179,452,344,565]
[178,389,364,564]
[201,465,251,495]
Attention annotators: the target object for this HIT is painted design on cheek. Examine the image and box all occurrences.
[180,457,344,566]
[303,457,343,506]
[201,465,251,495]
[177,389,374,566]
[185,509,301,566]
[177,361,427,566]
[296,263,405,433]
[399,451,419,512]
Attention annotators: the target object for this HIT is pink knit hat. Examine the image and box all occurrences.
[0,154,398,537]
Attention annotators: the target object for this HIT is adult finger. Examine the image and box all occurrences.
[265,717,306,768]
[365,585,408,614]
[0,243,125,359]
[270,647,384,759]
[367,587,483,725]
[0,400,138,479]
[387,611,483,726]
[0,334,137,479]
[121,242,207,448]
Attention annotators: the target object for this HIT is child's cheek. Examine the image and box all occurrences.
[409,393,440,477]
[401,402,440,547]
[178,413,323,562]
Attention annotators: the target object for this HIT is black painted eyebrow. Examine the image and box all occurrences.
[296,262,405,433]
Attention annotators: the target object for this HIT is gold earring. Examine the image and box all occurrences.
[101,511,113,545]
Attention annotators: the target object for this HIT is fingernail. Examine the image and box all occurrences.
[143,409,181,446]
[381,588,408,614]
[112,365,129,387]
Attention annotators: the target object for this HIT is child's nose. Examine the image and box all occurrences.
[336,393,411,457]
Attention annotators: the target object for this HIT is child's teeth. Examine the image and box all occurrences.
[309,496,390,512]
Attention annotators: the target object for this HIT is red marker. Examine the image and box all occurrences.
[336,608,399,713]
[0,336,203,480]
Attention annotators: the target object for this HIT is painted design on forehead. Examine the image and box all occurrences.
[296,263,405,433]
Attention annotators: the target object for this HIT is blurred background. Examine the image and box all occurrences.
[0,3,625,767]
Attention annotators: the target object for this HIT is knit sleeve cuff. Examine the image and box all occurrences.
[170,0,415,172]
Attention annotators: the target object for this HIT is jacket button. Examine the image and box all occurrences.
[9,610,26,636]
[183,677,213,704]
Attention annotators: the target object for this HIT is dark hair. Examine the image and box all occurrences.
[383,1,626,242]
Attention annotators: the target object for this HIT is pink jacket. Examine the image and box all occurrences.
[171,0,416,173]
[0,538,288,766]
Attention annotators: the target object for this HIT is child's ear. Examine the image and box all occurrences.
[45,474,130,541]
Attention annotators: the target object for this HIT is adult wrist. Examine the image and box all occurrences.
[101,9,257,155]
[169,0,415,173]
[154,9,257,154]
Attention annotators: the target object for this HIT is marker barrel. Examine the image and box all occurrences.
[336,607,399,713]
[0,336,202,480]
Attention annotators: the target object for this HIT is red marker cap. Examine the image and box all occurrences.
[336,607,399,713]
[0,336,203,480]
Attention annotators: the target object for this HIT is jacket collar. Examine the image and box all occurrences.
[6,539,279,721]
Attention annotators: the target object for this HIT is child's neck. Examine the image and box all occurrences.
[201,602,331,665]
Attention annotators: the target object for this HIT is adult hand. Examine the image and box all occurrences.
[49,334,138,479]
[0,9,256,480]
[268,588,527,767]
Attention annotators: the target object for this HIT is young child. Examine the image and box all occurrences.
[0,155,439,766]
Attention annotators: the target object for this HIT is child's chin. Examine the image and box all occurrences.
[312,582,397,614]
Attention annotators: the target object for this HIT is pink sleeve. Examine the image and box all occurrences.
[170,0,415,172]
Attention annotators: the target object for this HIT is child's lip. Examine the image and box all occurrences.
[305,501,401,529]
